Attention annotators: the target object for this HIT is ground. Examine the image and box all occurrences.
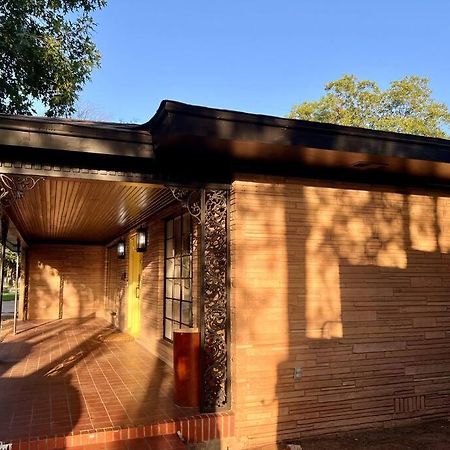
[290,419,450,450]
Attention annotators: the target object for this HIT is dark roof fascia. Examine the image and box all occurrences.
[0,114,154,159]
[0,113,143,136]
[146,100,450,165]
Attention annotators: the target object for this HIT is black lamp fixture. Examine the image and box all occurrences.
[136,227,148,252]
[117,240,125,259]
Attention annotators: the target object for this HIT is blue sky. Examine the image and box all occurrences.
[78,0,450,123]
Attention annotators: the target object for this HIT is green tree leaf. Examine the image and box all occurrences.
[0,0,106,117]
[289,75,450,139]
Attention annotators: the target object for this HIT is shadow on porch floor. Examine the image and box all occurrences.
[0,317,198,444]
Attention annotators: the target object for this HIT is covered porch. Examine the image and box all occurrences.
[0,112,232,447]
[0,318,202,444]
[0,174,232,442]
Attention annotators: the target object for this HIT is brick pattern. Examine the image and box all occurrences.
[104,246,127,329]
[231,176,450,448]
[69,435,187,450]
[27,244,104,320]
[394,396,425,413]
[139,217,170,364]
[1,319,233,449]
[12,435,187,450]
[10,413,233,449]
[104,202,200,367]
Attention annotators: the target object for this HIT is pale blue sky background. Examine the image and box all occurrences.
[78,0,450,123]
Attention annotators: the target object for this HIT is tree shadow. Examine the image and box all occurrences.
[26,245,104,321]
[0,320,114,442]
[274,180,450,446]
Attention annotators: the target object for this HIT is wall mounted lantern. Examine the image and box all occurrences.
[117,240,126,259]
[136,227,148,252]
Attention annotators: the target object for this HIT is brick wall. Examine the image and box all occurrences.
[231,175,450,448]
[139,216,172,364]
[104,203,200,367]
[27,244,105,320]
[104,245,127,328]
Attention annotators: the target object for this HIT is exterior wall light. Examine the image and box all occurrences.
[117,240,126,259]
[136,227,148,252]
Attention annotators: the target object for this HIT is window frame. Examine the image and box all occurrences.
[163,212,194,342]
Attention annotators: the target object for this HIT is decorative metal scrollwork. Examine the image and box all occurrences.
[168,185,230,411]
[0,174,45,207]
[169,187,201,223]
[201,189,229,410]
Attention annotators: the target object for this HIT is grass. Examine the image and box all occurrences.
[2,292,16,301]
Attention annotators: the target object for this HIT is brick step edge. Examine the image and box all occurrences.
[71,435,187,450]
[11,412,234,449]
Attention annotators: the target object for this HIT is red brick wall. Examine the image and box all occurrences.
[27,244,105,320]
[231,176,450,448]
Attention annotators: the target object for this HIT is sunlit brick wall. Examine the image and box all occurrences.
[27,244,104,320]
[231,175,450,448]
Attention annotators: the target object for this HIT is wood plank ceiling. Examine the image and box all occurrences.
[6,178,176,244]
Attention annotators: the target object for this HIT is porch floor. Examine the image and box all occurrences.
[0,317,197,442]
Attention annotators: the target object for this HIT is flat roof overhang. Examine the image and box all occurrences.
[3,101,450,244]
[2,101,450,189]
[0,114,160,183]
[146,101,450,189]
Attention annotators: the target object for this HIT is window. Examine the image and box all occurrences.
[164,212,193,340]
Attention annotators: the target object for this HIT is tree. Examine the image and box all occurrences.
[4,248,17,288]
[289,75,450,139]
[0,0,106,117]
[72,101,110,121]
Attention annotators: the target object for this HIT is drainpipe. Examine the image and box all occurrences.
[0,217,8,329]
[13,239,20,335]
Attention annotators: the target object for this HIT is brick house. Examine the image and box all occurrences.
[2,100,450,448]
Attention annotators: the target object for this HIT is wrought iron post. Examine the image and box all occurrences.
[0,217,8,328]
[59,275,64,319]
[169,186,230,412]
[199,189,230,411]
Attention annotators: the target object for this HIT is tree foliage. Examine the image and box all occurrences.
[289,75,450,139]
[0,0,106,117]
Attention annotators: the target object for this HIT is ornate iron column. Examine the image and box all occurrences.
[170,186,230,412]
[199,189,230,411]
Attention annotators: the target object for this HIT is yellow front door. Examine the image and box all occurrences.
[127,234,142,337]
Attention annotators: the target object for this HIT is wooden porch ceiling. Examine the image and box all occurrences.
[6,178,175,244]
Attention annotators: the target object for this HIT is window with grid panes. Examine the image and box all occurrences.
[164,212,193,340]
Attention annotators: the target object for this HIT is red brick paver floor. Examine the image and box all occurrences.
[0,318,197,442]
[71,435,186,449]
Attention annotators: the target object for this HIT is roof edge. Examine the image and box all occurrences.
[148,99,450,149]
